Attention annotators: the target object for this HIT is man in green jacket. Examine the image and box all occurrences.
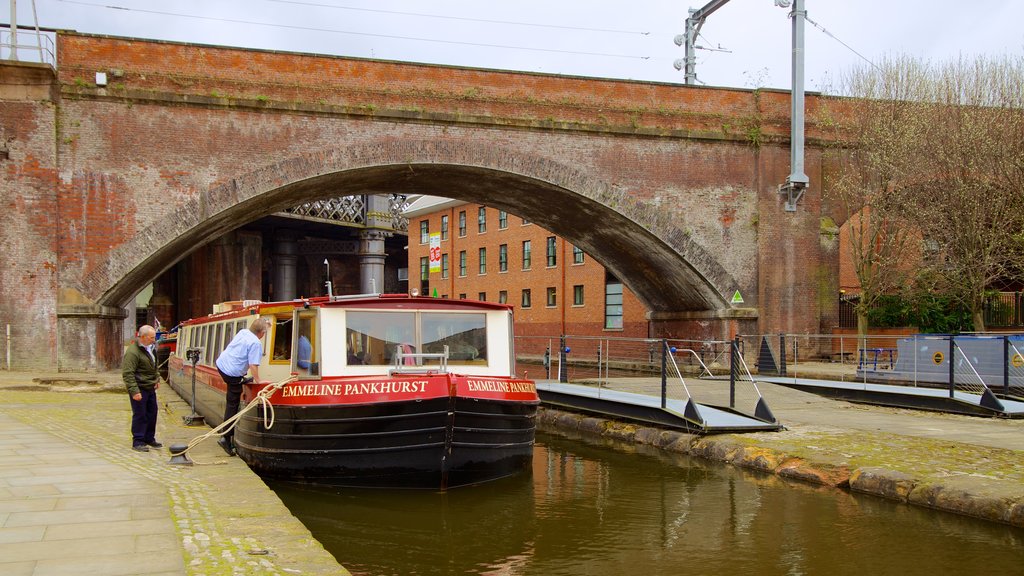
[122,325,162,452]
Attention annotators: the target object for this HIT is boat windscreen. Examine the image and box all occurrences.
[344,311,487,366]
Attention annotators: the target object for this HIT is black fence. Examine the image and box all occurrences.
[985,292,1024,328]
[839,292,1023,329]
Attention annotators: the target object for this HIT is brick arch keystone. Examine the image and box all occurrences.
[86,139,738,314]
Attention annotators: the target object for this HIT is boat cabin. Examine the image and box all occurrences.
[173,295,519,381]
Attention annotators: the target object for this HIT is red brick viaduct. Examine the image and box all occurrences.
[1,32,845,371]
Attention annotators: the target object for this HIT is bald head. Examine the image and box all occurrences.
[137,325,156,346]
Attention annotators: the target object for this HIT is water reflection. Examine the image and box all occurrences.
[269,431,1024,575]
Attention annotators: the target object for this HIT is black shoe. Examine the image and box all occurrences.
[145,441,163,448]
[217,437,236,456]
[132,444,150,452]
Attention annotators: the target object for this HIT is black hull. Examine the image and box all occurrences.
[235,398,537,489]
[169,371,536,489]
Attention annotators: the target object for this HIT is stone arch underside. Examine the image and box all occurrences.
[87,141,740,314]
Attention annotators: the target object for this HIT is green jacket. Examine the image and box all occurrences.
[122,343,159,396]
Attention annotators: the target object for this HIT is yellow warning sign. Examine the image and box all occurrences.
[932,351,944,365]
[1012,353,1024,368]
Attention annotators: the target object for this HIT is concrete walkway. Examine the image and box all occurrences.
[0,372,348,576]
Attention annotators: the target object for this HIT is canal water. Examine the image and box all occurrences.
[269,430,1024,576]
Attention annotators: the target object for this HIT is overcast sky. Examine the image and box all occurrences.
[4,0,1024,91]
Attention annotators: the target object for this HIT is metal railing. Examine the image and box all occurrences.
[513,334,771,416]
[390,345,448,375]
[515,332,1024,403]
[739,332,1024,399]
[985,291,1024,328]
[1,28,55,67]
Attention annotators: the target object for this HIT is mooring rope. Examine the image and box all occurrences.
[174,374,298,463]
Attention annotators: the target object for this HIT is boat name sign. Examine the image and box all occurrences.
[281,380,430,398]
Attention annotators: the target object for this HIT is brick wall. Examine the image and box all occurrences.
[0,33,846,370]
[407,203,648,342]
[0,64,61,370]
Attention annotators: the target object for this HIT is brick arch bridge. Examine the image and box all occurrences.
[96,141,736,315]
[2,32,839,371]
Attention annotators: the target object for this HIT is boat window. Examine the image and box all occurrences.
[211,323,223,363]
[422,313,487,365]
[345,311,416,366]
[294,311,318,376]
[271,316,292,364]
[223,322,234,354]
[202,325,212,365]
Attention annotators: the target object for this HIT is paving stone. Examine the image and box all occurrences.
[0,375,349,575]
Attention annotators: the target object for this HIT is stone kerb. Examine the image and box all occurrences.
[81,139,739,314]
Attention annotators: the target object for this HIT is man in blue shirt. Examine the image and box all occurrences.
[214,317,268,456]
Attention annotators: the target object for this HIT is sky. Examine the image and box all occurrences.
[3,0,1024,91]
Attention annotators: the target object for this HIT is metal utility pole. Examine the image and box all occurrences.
[778,0,809,211]
[9,0,18,61]
[674,0,731,85]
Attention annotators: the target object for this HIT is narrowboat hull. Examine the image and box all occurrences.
[168,359,538,489]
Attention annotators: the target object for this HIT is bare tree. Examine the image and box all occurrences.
[909,55,1024,331]
[822,56,929,341]
[825,54,1024,333]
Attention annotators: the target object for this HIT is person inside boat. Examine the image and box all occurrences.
[214,317,269,456]
[121,325,162,452]
[296,334,313,373]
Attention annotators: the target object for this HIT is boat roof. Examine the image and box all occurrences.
[180,294,514,325]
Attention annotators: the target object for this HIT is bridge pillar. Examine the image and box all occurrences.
[358,230,387,294]
[56,304,128,371]
[272,231,298,301]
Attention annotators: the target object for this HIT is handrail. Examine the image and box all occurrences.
[1,30,55,67]
[675,348,715,379]
[390,345,449,375]
[663,342,693,402]
[731,344,765,399]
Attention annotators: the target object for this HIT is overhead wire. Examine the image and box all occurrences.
[53,0,655,61]
[803,13,881,72]
[262,0,651,35]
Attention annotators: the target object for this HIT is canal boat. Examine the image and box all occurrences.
[166,294,539,489]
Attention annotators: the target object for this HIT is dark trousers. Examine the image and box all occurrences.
[130,387,158,446]
[218,368,245,441]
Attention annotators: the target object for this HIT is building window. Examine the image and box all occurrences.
[546,236,557,267]
[521,289,532,308]
[499,210,508,229]
[478,207,487,233]
[441,253,449,279]
[419,221,429,244]
[458,210,466,237]
[459,250,467,277]
[546,287,557,307]
[573,245,584,264]
[605,281,624,329]
[498,290,508,304]
[419,257,428,281]
[499,244,508,272]
[522,217,531,225]
[441,215,449,241]
[478,247,487,274]
[573,285,584,306]
[459,293,467,300]
[478,292,486,301]
[522,240,532,270]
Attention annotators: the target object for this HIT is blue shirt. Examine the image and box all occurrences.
[297,335,311,369]
[216,329,263,377]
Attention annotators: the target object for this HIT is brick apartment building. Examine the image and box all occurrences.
[403,197,649,343]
